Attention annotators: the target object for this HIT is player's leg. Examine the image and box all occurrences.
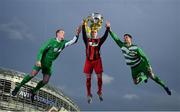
[94,58,103,101]
[86,73,93,103]
[86,73,92,97]
[30,66,51,102]
[84,59,93,103]
[147,68,171,95]
[31,74,50,102]
[96,74,102,96]
[96,73,103,101]
[32,74,50,93]
[18,70,39,88]
[12,66,40,96]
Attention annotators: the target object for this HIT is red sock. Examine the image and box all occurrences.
[97,77,102,95]
[86,78,91,96]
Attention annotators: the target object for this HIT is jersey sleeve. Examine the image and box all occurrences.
[137,47,150,67]
[109,31,124,48]
[37,39,52,61]
[99,27,110,47]
[64,35,79,48]
[82,25,88,46]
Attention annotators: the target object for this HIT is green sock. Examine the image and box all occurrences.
[32,81,46,93]
[152,75,166,88]
[16,74,33,90]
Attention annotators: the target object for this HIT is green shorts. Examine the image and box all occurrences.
[33,65,52,75]
[131,61,149,79]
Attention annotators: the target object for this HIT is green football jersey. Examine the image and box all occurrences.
[37,36,78,67]
[109,31,150,68]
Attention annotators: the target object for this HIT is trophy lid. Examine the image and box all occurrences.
[90,13,103,22]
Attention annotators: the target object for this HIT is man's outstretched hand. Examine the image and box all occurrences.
[76,25,82,36]
[106,21,110,28]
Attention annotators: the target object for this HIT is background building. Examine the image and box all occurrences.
[0,67,80,112]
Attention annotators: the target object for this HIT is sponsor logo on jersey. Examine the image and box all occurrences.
[89,42,99,47]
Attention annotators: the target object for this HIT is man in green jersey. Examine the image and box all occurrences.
[109,24,171,95]
[12,26,82,101]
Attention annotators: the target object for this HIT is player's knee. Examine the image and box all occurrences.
[86,77,91,81]
[31,70,38,77]
[148,73,155,79]
[43,79,49,84]
[133,79,139,85]
[86,78,91,86]
[86,74,92,79]
[134,81,139,85]
[96,74,102,79]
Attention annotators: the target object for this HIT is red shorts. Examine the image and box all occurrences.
[84,58,103,74]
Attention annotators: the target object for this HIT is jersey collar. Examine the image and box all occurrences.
[56,38,63,43]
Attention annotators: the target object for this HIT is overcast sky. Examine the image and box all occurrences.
[0,0,180,111]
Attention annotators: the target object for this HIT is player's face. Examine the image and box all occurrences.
[124,36,132,44]
[57,30,65,40]
[91,30,97,38]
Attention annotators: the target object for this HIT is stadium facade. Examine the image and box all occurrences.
[0,67,80,112]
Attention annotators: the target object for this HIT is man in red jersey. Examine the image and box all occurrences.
[81,20,110,103]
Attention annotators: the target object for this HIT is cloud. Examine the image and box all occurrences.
[93,73,114,85]
[0,18,34,40]
[102,73,114,85]
[123,94,139,100]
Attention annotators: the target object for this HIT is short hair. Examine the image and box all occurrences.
[56,29,64,37]
[124,34,132,39]
[91,30,97,33]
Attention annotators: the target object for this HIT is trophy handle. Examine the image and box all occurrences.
[83,18,91,37]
